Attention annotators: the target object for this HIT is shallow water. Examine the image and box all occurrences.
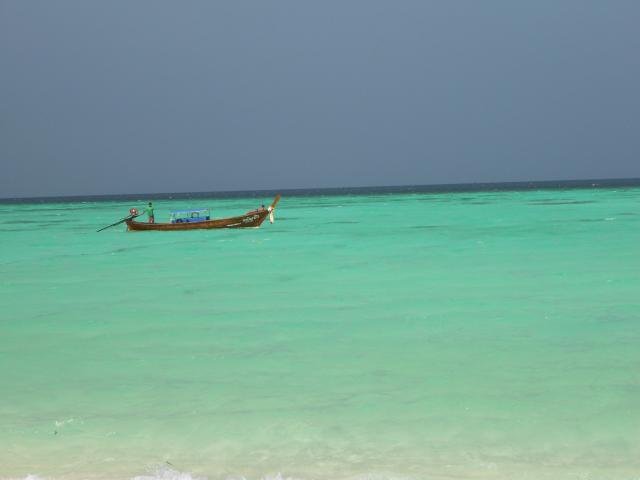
[1,188,640,479]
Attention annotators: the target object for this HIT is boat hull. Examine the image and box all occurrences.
[126,209,269,231]
[125,195,280,231]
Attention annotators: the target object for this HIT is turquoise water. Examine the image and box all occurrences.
[1,188,639,480]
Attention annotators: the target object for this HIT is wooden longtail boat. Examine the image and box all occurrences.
[126,195,281,231]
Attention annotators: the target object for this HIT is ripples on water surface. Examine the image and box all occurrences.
[1,186,640,480]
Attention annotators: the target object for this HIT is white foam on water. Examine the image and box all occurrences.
[224,476,408,480]
[133,471,305,480]
[54,417,75,428]
[131,469,410,480]
[132,466,206,480]
[5,476,46,480]
[225,475,303,480]
[0,471,414,480]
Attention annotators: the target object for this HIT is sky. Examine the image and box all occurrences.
[1,0,639,198]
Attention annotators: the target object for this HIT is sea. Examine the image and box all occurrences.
[1,180,639,480]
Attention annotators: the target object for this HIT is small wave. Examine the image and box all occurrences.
[7,476,46,480]
[6,471,410,480]
[132,469,409,480]
[225,475,302,480]
[226,475,406,480]
[529,199,596,205]
[133,466,206,480]
[54,418,75,428]
[132,470,303,480]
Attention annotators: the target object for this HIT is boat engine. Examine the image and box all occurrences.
[129,208,139,216]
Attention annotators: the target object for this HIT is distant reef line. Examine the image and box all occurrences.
[2,177,640,204]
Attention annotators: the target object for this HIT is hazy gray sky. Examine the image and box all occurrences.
[1,0,639,198]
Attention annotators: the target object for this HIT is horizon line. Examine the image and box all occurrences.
[1,176,640,204]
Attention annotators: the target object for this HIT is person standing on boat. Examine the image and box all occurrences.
[144,202,155,223]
